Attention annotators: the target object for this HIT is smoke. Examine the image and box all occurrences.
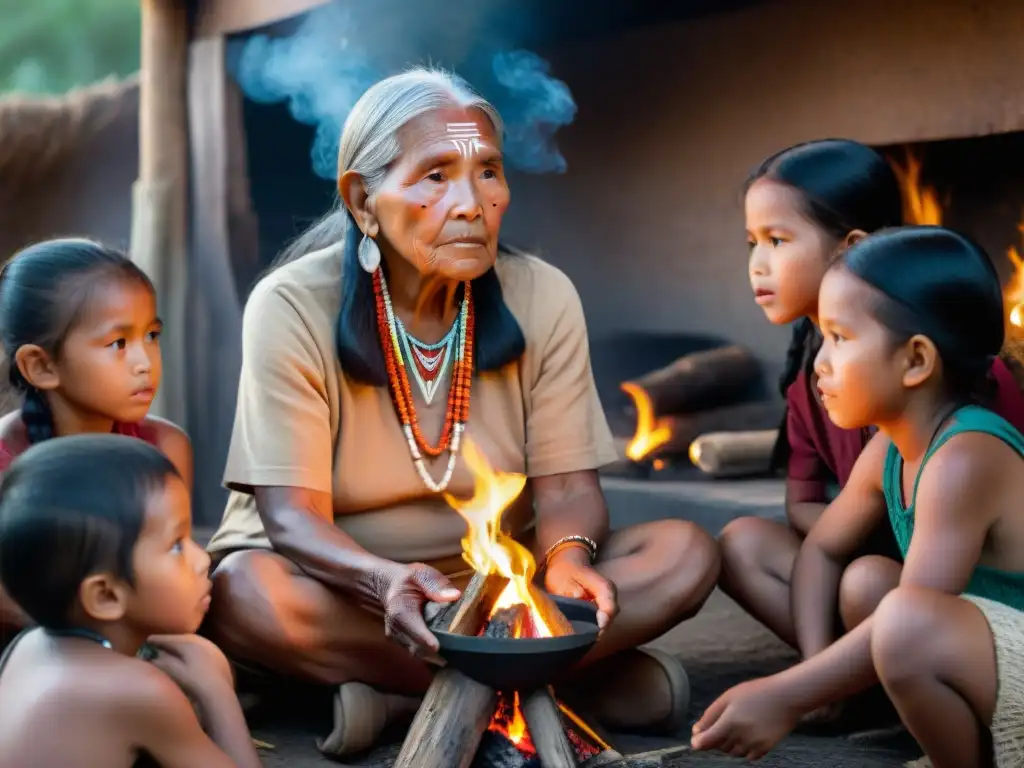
[230,0,577,179]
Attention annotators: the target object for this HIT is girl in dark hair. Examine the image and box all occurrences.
[0,238,192,640]
[719,141,1024,680]
[693,227,1024,767]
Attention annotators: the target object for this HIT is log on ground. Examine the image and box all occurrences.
[645,401,784,459]
[689,429,779,478]
[623,346,760,418]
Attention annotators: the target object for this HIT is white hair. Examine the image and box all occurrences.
[277,67,503,266]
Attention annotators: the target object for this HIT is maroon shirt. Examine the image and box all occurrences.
[786,356,1024,505]
[0,421,151,473]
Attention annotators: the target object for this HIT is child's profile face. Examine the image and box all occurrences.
[124,475,212,635]
[814,268,905,429]
[53,278,162,425]
[746,179,835,325]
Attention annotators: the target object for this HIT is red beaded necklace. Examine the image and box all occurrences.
[373,270,474,491]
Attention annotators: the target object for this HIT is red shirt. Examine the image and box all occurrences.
[0,421,149,473]
[786,357,1024,505]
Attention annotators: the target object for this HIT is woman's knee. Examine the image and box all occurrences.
[839,555,901,631]
[206,550,315,660]
[625,519,720,612]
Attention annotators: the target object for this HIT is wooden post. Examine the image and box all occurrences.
[132,0,190,427]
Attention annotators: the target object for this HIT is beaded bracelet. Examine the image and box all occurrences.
[543,535,599,567]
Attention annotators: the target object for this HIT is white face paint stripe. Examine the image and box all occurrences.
[446,123,484,159]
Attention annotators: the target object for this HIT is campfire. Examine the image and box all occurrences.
[393,440,622,768]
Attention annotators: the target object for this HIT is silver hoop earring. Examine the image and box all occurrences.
[358,233,381,273]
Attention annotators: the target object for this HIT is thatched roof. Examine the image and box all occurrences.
[0,74,138,209]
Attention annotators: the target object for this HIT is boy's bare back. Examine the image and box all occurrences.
[0,631,213,768]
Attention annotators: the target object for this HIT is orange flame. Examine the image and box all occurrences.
[444,439,559,637]
[487,692,537,754]
[621,382,673,461]
[1007,225,1024,330]
[890,147,943,226]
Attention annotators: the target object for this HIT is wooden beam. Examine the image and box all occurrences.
[132,0,190,427]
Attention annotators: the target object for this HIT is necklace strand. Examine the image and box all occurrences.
[374,270,473,492]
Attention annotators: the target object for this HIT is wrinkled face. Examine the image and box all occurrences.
[54,279,163,425]
[746,178,835,325]
[814,268,906,429]
[371,106,510,282]
[125,475,212,635]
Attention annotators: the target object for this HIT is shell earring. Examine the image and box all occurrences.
[358,233,381,273]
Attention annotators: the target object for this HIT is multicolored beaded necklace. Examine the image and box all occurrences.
[373,269,474,492]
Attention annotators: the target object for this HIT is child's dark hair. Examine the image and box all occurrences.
[746,139,904,398]
[837,226,1004,401]
[0,434,179,630]
[0,238,155,443]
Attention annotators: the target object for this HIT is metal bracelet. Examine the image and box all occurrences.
[543,535,598,567]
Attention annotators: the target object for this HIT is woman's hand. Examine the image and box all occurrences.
[543,548,617,631]
[691,674,802,760]
[371,561,461,657]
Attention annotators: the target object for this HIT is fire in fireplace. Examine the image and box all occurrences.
[884,140,1024,336]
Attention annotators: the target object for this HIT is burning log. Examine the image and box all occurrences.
[483,604,531,639]
[393,667,498,768]
[522,688,576,768]
[623,346,760,419]
[426,570,508,635]
[642,401,784,460]
[689,429,779,478]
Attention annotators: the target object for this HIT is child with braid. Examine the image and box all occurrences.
[0,238,191,639]
[719,140,1024,684]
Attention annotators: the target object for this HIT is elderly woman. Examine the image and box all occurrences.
[204,67,719,755]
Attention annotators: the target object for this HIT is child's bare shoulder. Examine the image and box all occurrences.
[0,637,184,766]
[0,409,26,448]
[138,415,192,478]
[139,415,190,452]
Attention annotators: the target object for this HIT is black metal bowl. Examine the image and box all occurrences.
[433,595,599,692]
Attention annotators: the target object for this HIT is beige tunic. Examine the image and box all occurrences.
[208,246,617,563]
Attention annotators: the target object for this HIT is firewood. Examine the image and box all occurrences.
[643,401,784,460]
[425,570,508,635]
[392,667,497,768]
[522,687,577,768]
[624,346,759,418]
[529,588,576,637]
[483,604,531,639]
[689,429,779,477]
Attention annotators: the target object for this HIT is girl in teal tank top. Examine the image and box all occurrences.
[883,404,1024,611]
[692,228,1024,768]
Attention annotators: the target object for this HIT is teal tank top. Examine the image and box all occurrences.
[883,404,1024,611]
